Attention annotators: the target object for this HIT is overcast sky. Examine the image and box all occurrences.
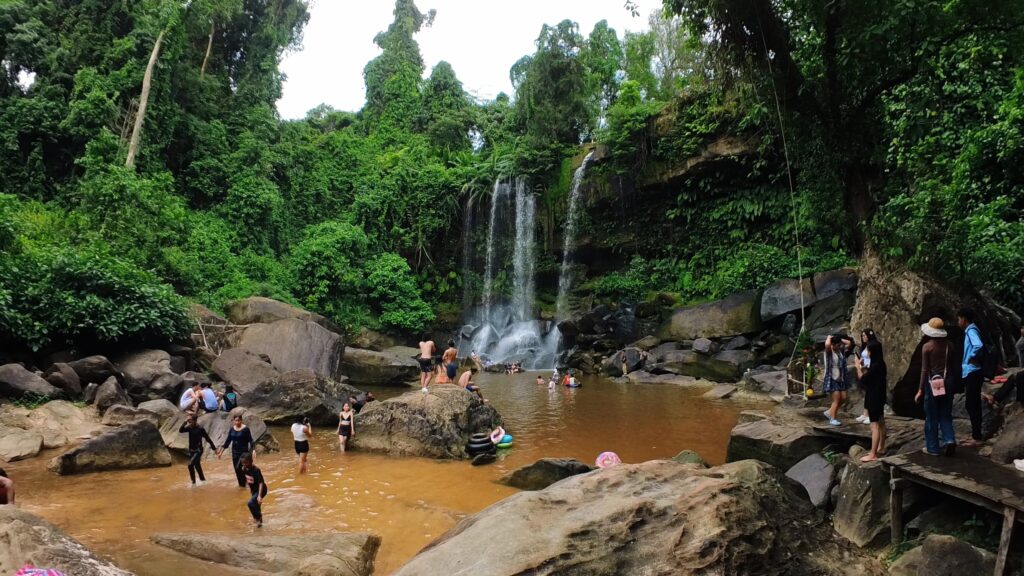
[276,0,664,119]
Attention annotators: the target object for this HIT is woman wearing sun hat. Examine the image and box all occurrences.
[914,318,957,456]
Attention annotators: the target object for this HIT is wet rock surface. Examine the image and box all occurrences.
[498,457,593,490]
[0,507,133,576]
[49,420,171,475]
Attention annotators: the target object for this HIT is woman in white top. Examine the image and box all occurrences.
[290,415,312,474]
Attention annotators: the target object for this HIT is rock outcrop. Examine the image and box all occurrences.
[44,362,82,397]
[658,289,763,341]
[234,318,345,381]
[211,348,279,393]
[66,355,120,386]
[93,376,132,416]
[136,399,179,426]
[0,363,63,399]
[498,458,593,490]
[916,534,996,576]
[152,532,380,576]
[785,453,838,509]
[226,296,342,334]
[100,404,160,427]
[727,417,832,471]
[0,425,43,461]
[990,410,1024,464]
[113,349,182,402]
[0,506,132,576]
[244,369,361,425]
[395,459,882,576]
[49,420,171,475]
[341,347,419,386]
[832,454,890,547]
[350,384,502,459]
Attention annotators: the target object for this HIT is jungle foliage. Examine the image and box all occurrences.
[1,0,1021,353]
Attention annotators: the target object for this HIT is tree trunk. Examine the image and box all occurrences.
[125,29,166,170]
[200,22,214,77]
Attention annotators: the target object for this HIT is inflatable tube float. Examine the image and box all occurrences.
[500,434,513,444]
[595,451,621,468]
[489,426,506,445]
[496,441,513,449]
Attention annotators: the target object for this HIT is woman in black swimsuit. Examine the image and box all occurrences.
[337,403,355,453]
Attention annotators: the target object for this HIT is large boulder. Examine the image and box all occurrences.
[804,290,856,339]
[349,327,399,352]
[850,251,1019,416]
[498,458,593,490]
[0,506,132,576]
[395,460,876,576]
[22,400,105,448]
[152,532,380,576]
[0,425,43,461]
[136,399,179,426]
[101,405,160,427]
[93,376,132,416]
[160,407,272,457]
[648,349,753,383]
[44,362,82,397]
[225,296,343,334]
[211,348,279,393]
[990,410,1024,464]
[341,347,418,386]
[658,289,762,341]
[66,355,120,385]
[234,318,345,381]
[917,534,996,576]
[350,384,503,459]
[832,456,890,547]
[0,363,63,400]
[600,347,645,377]
[761,277,815,322]
[113,349,183,402]
[244,369,362,425]
[785,453,838,509]
[742,368,789,394]
[727,417,832,471]
[49,420,171,475]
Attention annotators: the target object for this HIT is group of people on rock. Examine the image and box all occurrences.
[820,308,1018,464]
[503,363,523,374]
[417,337,485,401]
[178,380,238,415]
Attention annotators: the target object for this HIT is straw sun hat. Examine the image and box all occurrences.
[920,317,948,338]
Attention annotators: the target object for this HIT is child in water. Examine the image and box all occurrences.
[240,452,268,527]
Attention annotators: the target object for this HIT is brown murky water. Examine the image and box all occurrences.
[8,373,769,575]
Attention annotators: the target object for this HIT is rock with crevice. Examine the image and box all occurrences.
[0,506,133,575]
[93,376,132,416]
[234,318,346,381]
[152,532,380,576]
[244,369,362,425]
[350,384,502,459]
[727,417,832,471]
[395,459,884,576]
[0,363,64,400]
[341,347,419,386]
[498,458,593,490]
[49,419,171,475]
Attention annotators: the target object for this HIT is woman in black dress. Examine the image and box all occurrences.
[855,340,887,462]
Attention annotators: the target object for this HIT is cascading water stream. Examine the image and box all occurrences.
[480,180,506,326]
[555,151,594,328]
[511,179,536,323]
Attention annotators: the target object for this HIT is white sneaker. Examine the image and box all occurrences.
[1014,459,1024,472]
[855,415,869,424]
[421,387,429,393]
[823,410,832,421]
[829,419,841,426]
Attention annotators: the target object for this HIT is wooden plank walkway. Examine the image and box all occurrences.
[882,450,1024,575]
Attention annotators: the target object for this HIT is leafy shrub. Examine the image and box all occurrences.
[366,253,435,332]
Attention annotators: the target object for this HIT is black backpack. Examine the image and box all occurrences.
[968,326,999,379]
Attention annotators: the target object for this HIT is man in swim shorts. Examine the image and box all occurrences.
[458,367,484,400]
[418,336,436,392]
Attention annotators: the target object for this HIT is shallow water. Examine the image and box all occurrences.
[8,373,769,575]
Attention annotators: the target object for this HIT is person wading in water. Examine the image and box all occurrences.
[337,403,355,453]
[180,414,217,486]
[418,336,436,392]
[291,415,311,474]
[217,414,255,488]
[239,453,268,528]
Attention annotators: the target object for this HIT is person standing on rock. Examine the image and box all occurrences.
[855,329,880,425]
[443,340,459,384]
[337,403,355,453]
[915,318,957,456]
[0,468,14,505]
[217,414,255,488]
[854,340,887,461]
[822,335,852,426]
[418,337,437,392]
[239,453,268,528]
[179,414,217,486]
[291,415,311,474]
[957,308,985,446]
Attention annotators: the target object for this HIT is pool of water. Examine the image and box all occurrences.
[7,373,769,575]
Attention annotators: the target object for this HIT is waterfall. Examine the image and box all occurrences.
[555,151,595,325]
[463,176,554,369]
[460,197,475,315]
[511,179,536,323]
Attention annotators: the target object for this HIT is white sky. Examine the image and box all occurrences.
[276,0,664,119]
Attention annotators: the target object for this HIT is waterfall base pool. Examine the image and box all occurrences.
[8,373,771,575]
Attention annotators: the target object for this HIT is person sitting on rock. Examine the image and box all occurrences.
[179,382,201,415]
[458,367,484,401]
[221,385,239,411]
[0,468,14,505]
[199,381,221,413]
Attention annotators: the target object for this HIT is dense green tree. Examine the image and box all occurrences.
[363,0,434,133]
[419,61,474,151]
[581,20,624,120]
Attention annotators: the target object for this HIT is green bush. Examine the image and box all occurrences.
[0,245,190,351]
[366,253,435,332]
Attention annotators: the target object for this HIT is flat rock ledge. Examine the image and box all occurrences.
[0,506,132,576]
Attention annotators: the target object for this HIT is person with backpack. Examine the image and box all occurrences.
[957,308,985,446]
